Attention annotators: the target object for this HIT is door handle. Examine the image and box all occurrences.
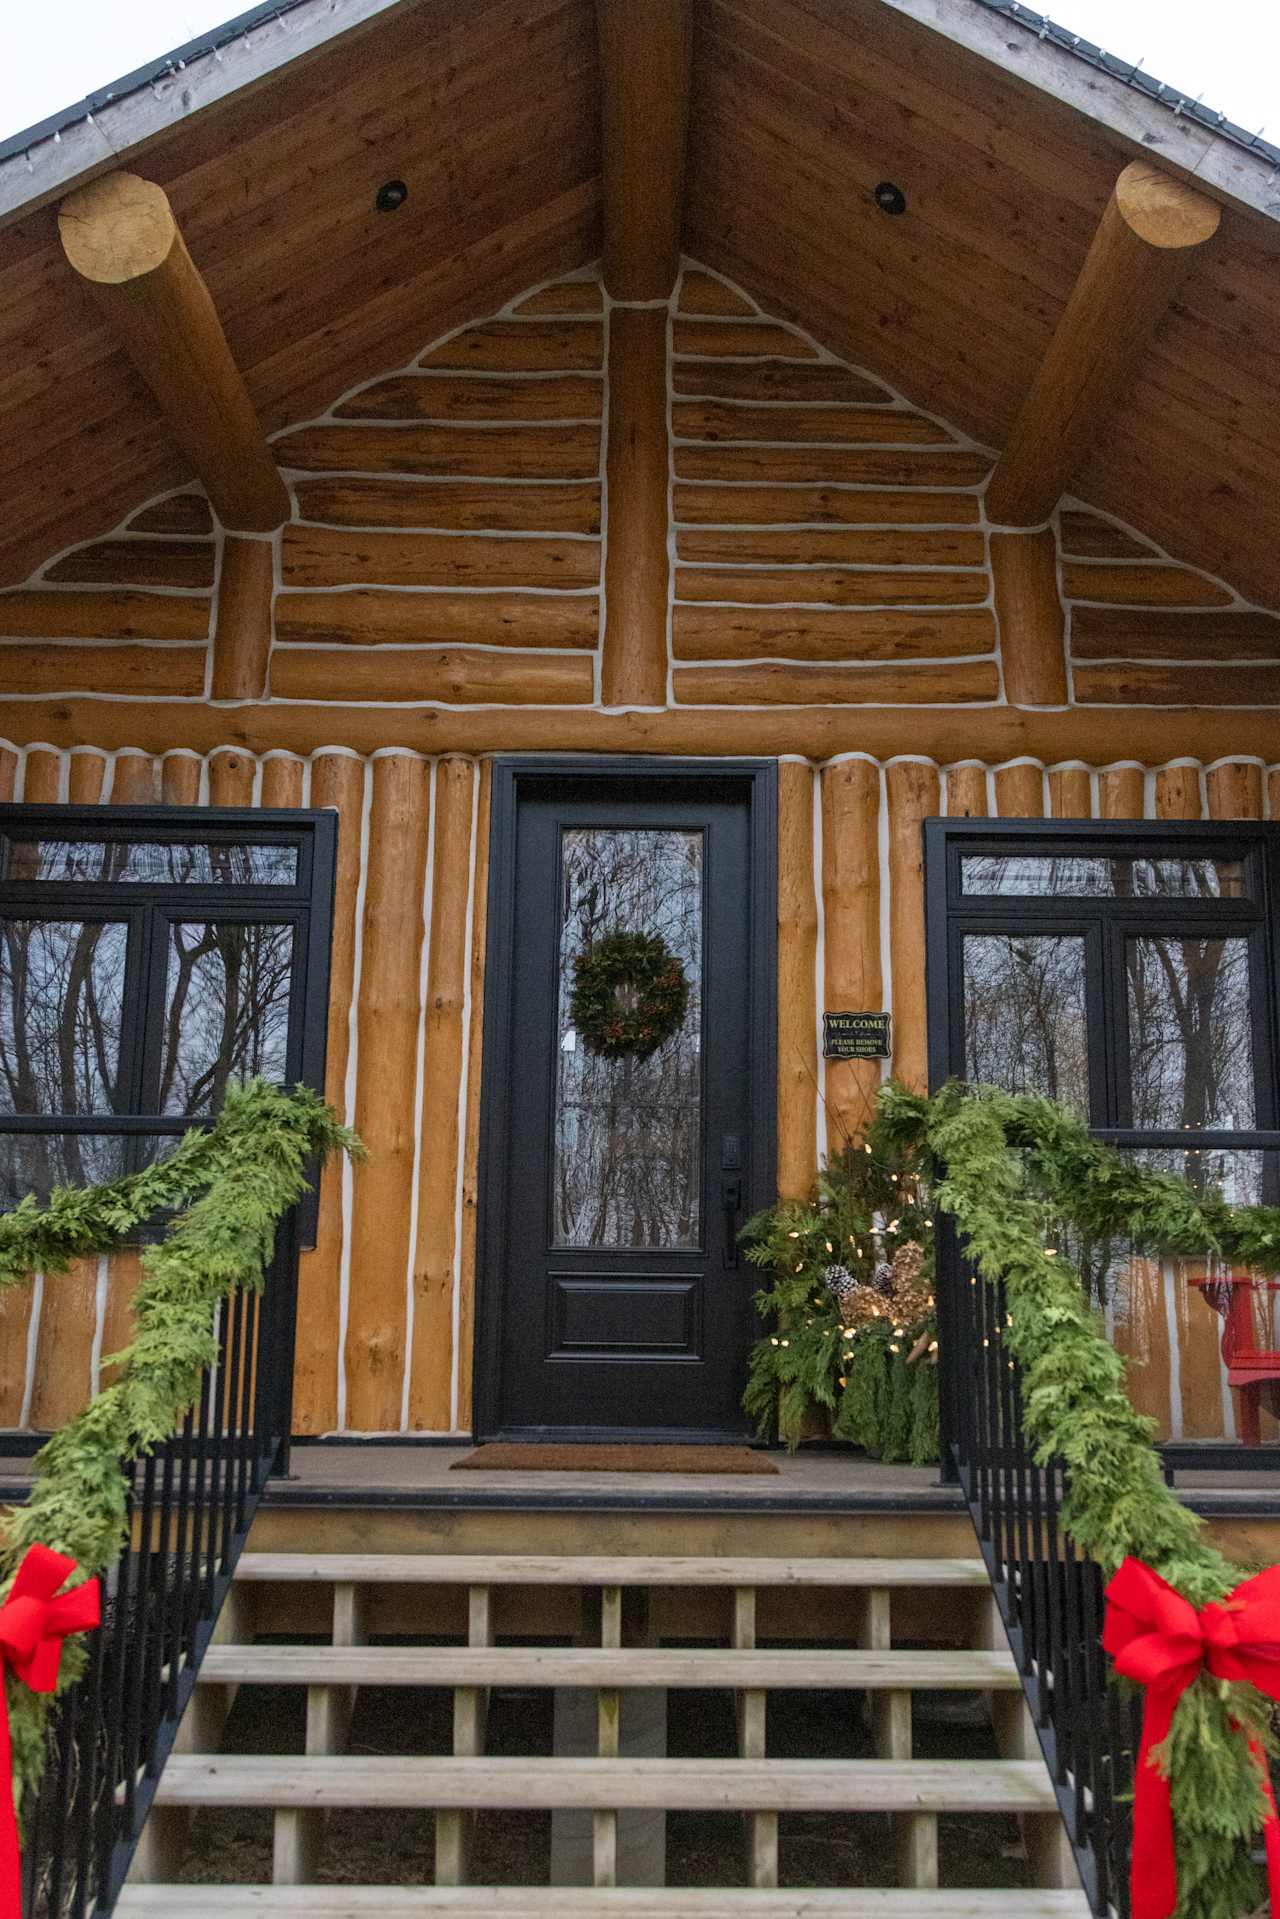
[721,1175,743,1268]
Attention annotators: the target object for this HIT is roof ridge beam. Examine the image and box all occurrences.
[58,170,290,533]
[597,0,693,302]
[984,160,1220,530]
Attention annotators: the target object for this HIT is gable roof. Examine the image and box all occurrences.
[0,0,1277,609]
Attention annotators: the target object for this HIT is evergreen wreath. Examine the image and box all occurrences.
[570,930,690,1062]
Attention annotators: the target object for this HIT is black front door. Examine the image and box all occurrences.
[477,759,776,1441]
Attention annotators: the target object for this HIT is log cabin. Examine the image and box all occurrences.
[1,1,1279,1912]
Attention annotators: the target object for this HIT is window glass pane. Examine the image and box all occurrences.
[963,933,1089,1115]
[0,1132,184,1214]
[961,854,1246,899]
[6,841,297,886]
[0,919,127,1116]
[1127,936,1255,1130]
[159,922,294,1117]
[553,828,702,1250]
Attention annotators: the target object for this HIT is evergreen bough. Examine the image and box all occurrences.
[879,1078,1276,1919]
[0,1079,362,1819]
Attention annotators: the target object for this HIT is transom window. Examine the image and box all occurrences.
[0,807,336,1210]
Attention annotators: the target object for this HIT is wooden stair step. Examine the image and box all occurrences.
[153,1755,1057,1813]
[198,1645,1020,1689]
[117,1890,1091,1916]
[234,1554,989,1588]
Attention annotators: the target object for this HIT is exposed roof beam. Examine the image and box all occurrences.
[985,161,1220,529]
[59,171,290,533]
[596,0,693,301]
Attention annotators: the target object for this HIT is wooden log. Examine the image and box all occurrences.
[674,402,950,446]
[995,764,1044,818]
[1098,767,1146,820]
[820,760,882,1146]
[672,362,886,402]
[409,759,475,1430]
[600,306,668,708]
[129,493,213,536]
[1062,563,1233,609]
[0,750,18,804]
[677,529,985,567]
[270,649,594,706]
[7,700,1279,768]
[335,375,603,423]
[777,762,818,1198]
[597,0,692,301]
[673,319,818,360]
[886,762,941,1095]
[0,647,205,698]
[275,423,601,481]
[1058,513,1152,560]
[58,173,289,532]
[161,754,202,805]
[294,751,365,1434]
[207,750,255,807]
[21,749,62,803]
[1205,760,1264,820]
[674,485,981,527]
[945,764,988,818]
[294,478,602,536]
[1074,663,1280,705]
[67,750,107,804]
[1071,608,1280,660]
[456,761,492,1436]
[985,162,1221,527]
[672,606,995,663]
[29,1258,98,1428]
[677,270,756,316]
[212,537,274,702]
[345,755,431,1431]
[110,752,159,803]
[0,589,209,642]
[1154,765,1202,821]
[675,446,991,487]
[510,281,604,316]
[419,322,603,373]
[1049,768,1093,818]
[674,661,1000,705]
[280,527,598,592]
[45,540,216,590]
[1113,1255,1173,1438]
[260,757,304,810]
[100,1248,142,1389]
[0,745,30,1417]
[675,568,987,608]
[275,590,599,651]
[990,530,1067,708]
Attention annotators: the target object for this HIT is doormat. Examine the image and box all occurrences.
[450,1443,779,1475]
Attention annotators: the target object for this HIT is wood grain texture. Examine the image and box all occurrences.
[161,754,202,804]
[281,527,598,592]
[45,540,215,590]
[1205,759,1264,821]
[275,590,599,651]
[419,322,604,373]
[676,529,985,567]
[0,744,30,1416]
[1098,766,1145,820]
[21,748,62,802]
[0,590,210,642]
[990,530,1067,707]
[597,0,692,300]
[1153,764,1202,820]
[270,649,595,705]
[212,536,274,701]
[945,764,988,818]
[673,660,1000,705]
[673,402,951,446]
[675,446,991,487]
[345,755,431,1431]
[276,423,602,480]
[67,750,108,803]
[776,761,818,1197]
[456,760,492,1435]
[994,763,1044,817]
[673,361,886,403]
[600,306,669,706]
[259,756,303,809]
[1058,513,1153,560]
[672,607,995,662]
[110,752,159,803]
[100,1248,142,1390]
[678,269,756,315]
[409,758,475,1428]
[673,319,818,360]
[0,646,205,698]
[294,479,602,535]
[335,374,602,422]
[1062,563,1233,609]
[820,759,882,1145]
[1049,767,1093,818]
[293,751,365,1434]
[886,761,940,1095]
[675,568,987,607]
[673,486,981,527]
[208,748,255,806]
[29,1259,98,1428]
[1074,663,1280,705]
[1070,607,1280,660]
[129,494,213,536]
[510,280,603,316]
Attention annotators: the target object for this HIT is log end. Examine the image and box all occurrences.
[59,171,177,284]
[1113,161,1221,251]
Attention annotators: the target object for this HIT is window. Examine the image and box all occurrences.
[0,809,336,1211]
[927,819,1280,1457]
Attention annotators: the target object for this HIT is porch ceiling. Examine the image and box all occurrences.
[0,0,1278,609]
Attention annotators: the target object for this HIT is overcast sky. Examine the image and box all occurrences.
[0,0,1276,147]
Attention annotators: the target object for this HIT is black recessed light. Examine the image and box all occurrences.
[375,179,409,213]
[873,180,907,216]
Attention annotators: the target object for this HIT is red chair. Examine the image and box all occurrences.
[1191,1275,1280,1446]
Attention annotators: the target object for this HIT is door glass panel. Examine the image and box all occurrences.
[6,840,297,886]
[553,828,703,1249]
[962,933,1089,1115]
[961,854,1247,899]
[0,918,127,1115]
[159,922,295,1116]
[1127,935,1255,1130]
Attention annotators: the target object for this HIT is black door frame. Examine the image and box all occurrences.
[473,756,778,1442]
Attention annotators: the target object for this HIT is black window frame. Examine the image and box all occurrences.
[925,816,1280,1473]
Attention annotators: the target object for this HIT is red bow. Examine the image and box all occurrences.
[1103,1556,1280,1919]
[0,1544,100,1915]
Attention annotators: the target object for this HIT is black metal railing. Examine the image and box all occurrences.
[19,1212,299,1918]
[937,1212,1140,1917]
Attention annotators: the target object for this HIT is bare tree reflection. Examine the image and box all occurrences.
[554,830,702,1249]
[963,934,1089,1115]
[1127,937,1252,1132]
[160,923,294,1116]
